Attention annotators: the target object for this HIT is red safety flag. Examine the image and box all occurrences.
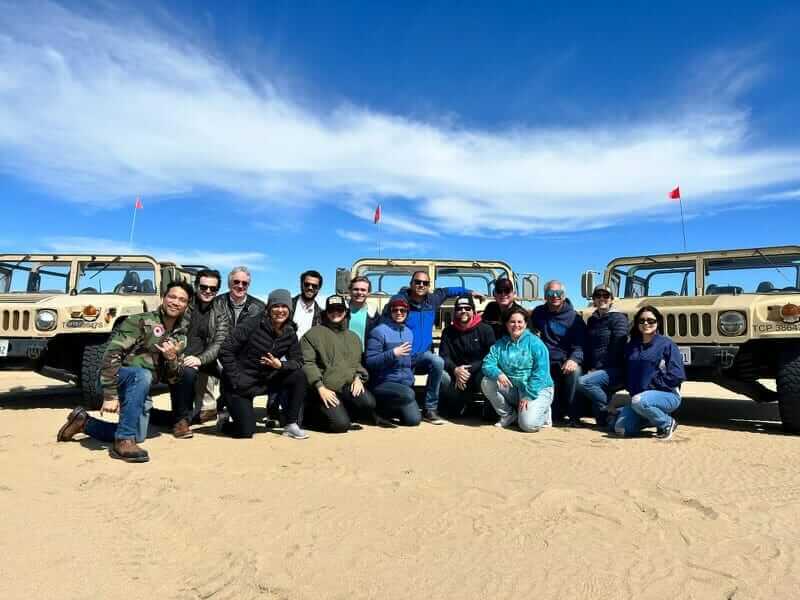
[668,186,681,200]
[373,204,381,224]
[134,197,143,209]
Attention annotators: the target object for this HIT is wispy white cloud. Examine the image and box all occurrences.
[1,3,799,237]
[40,236,270,272]
[761,189,800,200]
[336,229,369,243]
[336,229,429,253]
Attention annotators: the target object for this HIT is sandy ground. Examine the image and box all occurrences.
[1,372,798,600]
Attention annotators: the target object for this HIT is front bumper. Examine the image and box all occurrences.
[684,345,739,369]
[0,337,49,361]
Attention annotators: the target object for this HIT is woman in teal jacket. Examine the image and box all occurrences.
[482,307,554,431]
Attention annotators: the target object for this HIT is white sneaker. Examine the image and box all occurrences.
[283,423,309,440]
[495,411,517,428]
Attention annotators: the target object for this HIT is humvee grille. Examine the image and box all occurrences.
[1,309,32,333]
[665,312,713,338]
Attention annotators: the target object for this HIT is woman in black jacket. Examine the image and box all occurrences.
[576,285,629,426]
[218,289,308,439]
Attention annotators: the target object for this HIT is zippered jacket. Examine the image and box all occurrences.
[365,319,414,386]
[482,329,553,400]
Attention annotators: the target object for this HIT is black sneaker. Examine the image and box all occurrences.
[655,418,678,440]
[422,409,446,425]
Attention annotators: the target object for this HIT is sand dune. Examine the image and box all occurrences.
[1,373,797,599]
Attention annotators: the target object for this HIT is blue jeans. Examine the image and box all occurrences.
[613,390,681,435]
[481,377,554,432]
[577,368,622,425]
[84,367,153,442]
[371,381,421,426]
[414,351,444,411]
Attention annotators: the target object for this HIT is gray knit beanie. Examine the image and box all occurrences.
[267,288,292,308]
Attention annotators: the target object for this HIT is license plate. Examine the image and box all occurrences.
[0,339,8,357]
[678,346,691,365]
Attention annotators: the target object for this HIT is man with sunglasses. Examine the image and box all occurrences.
[576,285,629,427]
[151,269,230,435]
[439,296,496,417]
[529,280,586,426]
[292,270,324,339]
[215,266,265,328]
[387,271,481,424]
[482,278,524,340]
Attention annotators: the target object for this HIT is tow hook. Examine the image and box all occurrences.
[717,349,736,370]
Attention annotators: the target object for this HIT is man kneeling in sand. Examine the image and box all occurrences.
[56,281,192,463]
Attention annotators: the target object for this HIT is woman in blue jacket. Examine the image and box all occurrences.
[365,296,421,426]
[611,305,686,440]
[481,307,554,432]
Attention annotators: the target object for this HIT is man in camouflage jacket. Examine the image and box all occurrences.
[57,281,193,463]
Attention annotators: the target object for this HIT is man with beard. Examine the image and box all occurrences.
[56,281,193,462]
[481,278,524,340]
[302,295,391,432]
[529,280,586,426]
[218,289,308,439]
[150,269,230,437]
[292,270,324,339]
[438,296,496,417]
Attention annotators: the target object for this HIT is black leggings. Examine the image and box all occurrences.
[223,369,307,438]
[306,385,377,433]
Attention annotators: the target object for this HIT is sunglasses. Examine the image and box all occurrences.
[198,284,219,293]
[391,307,408,313]
[412,279,431,286]
[544,290,564,298]
[638,318,658,325]
[593,292,611,300]
[494,288,513,295]
[303,282,320,290]
[232,279,250,288]
[455,306,473,312]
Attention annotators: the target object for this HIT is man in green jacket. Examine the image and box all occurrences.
[56,281,192,462]
[302,295,391,432]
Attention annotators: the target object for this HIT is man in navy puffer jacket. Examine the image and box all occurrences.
[576,285,629,426]
[529,280,586,425]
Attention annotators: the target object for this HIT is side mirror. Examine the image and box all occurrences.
[520,273,539,301]
[580,270,596,299]
[335,268,352,294]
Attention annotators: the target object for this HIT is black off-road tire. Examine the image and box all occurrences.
[777,345,800,434]
[80,342,108,410]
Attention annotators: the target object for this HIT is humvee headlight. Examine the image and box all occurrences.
[718,311,746,336]
[780,303,800,324]
[35,309,58,331]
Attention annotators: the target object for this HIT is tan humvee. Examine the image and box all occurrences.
[0,254,202,408]
[336,258,540,349]
[580,245,800,433]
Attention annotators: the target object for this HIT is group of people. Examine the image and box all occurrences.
[56,266,686,463]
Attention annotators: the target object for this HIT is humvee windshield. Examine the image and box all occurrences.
[435,266,511,295]
[0,260,71,294]
[703,253,800,294]
[77,261,157,295]
[611,260,697,298]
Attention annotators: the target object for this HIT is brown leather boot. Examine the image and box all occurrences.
[198,409,217,423]
[57,407,88,441]
[172,418,193,439]
[110,439,149,463]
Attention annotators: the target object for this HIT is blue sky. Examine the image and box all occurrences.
[2,1,800,300]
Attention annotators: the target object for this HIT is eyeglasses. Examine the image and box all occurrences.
[390,307,408,313]
[412,279,430,286]
[232,279,250,288]
[303,282,320,290]
[455,306,473,312]
[593,292,611,300]
[544,290,564,298]
[638,318,658,325]
[198,284,219,293]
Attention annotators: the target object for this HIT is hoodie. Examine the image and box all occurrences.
[365,317,415,386]
[385,286,470,356]
[529,299,586,365]
[482,329,554,400]
[301,317,368,392]
[439,315,496,378]
[584,309,629,371]
[624,334,686,397]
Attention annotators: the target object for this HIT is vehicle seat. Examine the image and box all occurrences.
[705,284,719,295]
[114,271,141,294]
[141,279,155,293]
[708,285,743,295]
[756,281,775,293]
[661,290,678,296]
[79,287,98,294]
